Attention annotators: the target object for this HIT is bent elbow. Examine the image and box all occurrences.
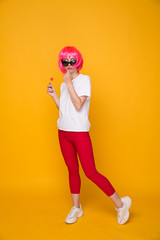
[76,104,82,111]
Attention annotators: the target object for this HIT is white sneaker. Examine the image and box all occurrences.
[115,196,132,224]
[65,204,84,224]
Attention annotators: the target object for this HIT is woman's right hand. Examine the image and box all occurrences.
[47,82,57,98]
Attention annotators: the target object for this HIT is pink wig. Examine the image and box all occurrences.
[58,46,83,73]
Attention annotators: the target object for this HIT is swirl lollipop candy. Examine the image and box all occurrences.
[49,77,53,86]
[49,77,53,88]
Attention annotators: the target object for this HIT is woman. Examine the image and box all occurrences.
[47,46,132,225]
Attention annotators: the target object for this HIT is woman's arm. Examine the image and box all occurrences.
[67,82,87,111]
[47,82,60,109]
[52,95,60,109]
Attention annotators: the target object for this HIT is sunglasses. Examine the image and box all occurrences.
[61,58,77,67]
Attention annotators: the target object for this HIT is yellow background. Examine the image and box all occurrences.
[0,0,159,239]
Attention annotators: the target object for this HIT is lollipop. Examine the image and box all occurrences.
[50,77,53,81]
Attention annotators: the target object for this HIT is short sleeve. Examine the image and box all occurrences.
[78,76,91,99]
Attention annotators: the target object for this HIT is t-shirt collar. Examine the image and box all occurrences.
[72,73,81,82]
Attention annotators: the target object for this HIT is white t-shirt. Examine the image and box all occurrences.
[57,73,91,132]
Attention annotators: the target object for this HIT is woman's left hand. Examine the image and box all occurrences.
[63,71,73,85]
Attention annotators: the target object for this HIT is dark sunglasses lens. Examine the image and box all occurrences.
[61,60,68,66]
[70,59,77,66]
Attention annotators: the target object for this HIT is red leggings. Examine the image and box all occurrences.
[58,129,116,197]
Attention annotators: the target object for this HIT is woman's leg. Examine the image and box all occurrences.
[109,192,123,208]
[58,130,81,207]
[73,132,123,208]
[71,194,80,208]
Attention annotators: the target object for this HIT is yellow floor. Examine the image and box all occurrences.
[0,188,159,240]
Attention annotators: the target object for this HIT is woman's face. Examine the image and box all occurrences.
[63,56,78,73]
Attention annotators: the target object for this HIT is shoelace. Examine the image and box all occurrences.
[116,203,127,222]
[117,210,123,219]
[68,206,80,218]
